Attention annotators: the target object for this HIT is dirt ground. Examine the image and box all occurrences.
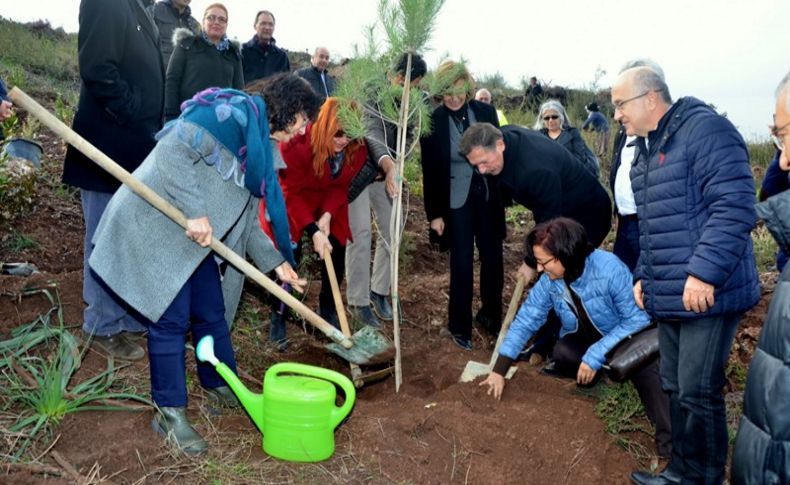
[0,132,773,484]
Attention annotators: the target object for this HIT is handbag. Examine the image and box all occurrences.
[603,325,659,382]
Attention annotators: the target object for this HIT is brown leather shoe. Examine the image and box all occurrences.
[91,332,145,361]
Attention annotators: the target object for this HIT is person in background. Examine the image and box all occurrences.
[0,79,13,140]
[164,3,243,122]
[88,77,317,454]
[534,99,599,177]
[582,102,610,157]
[420,61,504,350]
[62,0,165,361]
[147,0,200,65]
[295,46,336,104]
[612,64,759,485]
[474,88,509,125]
[480,218,671,459]
[241,10,290,85]
[524,76,543,112]
[758,147,789,272]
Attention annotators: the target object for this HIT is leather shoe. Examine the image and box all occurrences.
[204,386,240,409]
[91,332,145,361]
[268,311,288,352]
[630,468,682,484]
[370,291,393,321]
[348,304,380,328]
[151,407,208,455]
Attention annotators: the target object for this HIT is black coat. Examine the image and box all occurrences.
[540,126,599,177]
[147,0,199,65]
[295,66,336,103]
[241,37,290,85]
[63,0,165,193]
[420,100,500,224]
[164,30,244,121]
[499,126,612,246]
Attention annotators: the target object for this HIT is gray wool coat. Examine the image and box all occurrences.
[89,121,285,323]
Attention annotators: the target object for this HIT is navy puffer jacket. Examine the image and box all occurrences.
[631,97,760,319]
[731,189,790,485]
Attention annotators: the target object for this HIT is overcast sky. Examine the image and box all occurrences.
[4,0,788,140]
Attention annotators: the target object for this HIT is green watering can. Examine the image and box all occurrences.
[196,336,356,462]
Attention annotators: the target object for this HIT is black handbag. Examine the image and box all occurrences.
[603,325,659,382]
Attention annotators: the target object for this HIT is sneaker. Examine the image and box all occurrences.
[319,306,340,329]
[91,332,145,361]
[268,312,288,352]
[451,334,473,351]
[348,305,380,328]
[370,291,393,321]
[151,406,208,455]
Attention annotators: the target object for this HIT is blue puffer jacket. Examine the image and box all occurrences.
[731,189,790,485]
[499,250,650,370]
[631,97,760,319]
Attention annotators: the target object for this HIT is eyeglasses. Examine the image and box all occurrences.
[535,256,556,266]
[543,115,559,121]
[770,117,790,151]
[205,14,228,24]
[613,90,659,111]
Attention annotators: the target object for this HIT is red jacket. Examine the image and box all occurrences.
[261,123,367,247]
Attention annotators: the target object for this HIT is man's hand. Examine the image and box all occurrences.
[577,362,597,385]
[379,156,399,198]
[186,216,212,247]
[479,372,506,400]
[317,212,331,235]
[682,274,715,313]
[430,217,444,236]
[633,280,644,309]
[0,100,13,122]
[274,262,307,293]
[518,262,536,284]
[312,231,331,258]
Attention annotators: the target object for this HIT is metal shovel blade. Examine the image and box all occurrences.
[325,326,395,366]
[459,361,518,383]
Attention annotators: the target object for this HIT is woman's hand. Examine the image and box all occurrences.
[0,100,13,122]
[274,262,307,293]
[312,231,331,258]
[577,362,597,385]
[430,217,444,236]
[317,212,331,235]
[517,262,536,284]
[479,372,506,400]
[186,216,212,247]
[380,156,399,198]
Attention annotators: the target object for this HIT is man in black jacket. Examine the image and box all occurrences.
[295,47,335,104]
[147,0,199,65]
[62,0,165,360]
[241,10,290,85]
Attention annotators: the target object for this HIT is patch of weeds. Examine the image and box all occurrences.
[752,224,779,273]
[54,92,75,125]
[594,380,652,463]
[725,358,748,392]
[505,205,533,228]
[3,229,39,252]
[398,230,416,270]
[404,154,423,197]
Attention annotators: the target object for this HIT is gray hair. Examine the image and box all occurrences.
[619,58,666,80]
[459,123,502,156]
[776,71,790,111]
[624,66,673,105]
[534,99,571,130]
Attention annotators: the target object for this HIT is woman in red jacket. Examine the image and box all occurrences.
[267,97,367,347]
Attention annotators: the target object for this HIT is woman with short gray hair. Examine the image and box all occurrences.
[535,99,599,177]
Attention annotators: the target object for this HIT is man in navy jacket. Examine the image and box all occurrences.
[613,66,759,485]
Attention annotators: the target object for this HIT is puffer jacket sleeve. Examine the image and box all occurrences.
[499,276,555,360]
[685,116,757,288]
[582,258,651,370]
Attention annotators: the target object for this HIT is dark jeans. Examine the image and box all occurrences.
[658,315,740,484]
[613,214,639,272]
[447,178,504,340]
[553,329,672,457]
[148,256,237,407]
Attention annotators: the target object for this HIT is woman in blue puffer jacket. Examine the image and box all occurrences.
[481,217,672,458]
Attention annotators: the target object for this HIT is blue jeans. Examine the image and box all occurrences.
[658,315,740,484]
[147,256,237,407]
[81,189,146,336]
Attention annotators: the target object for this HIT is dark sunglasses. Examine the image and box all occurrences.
[334,130,347,138]
[543,115,559,121]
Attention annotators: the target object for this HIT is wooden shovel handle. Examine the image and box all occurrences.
[7,87,351,348]
[487,276,527,367]
[323,246,364,386]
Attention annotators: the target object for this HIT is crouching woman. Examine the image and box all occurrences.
[88,75,319,454]
[480,217,671,458]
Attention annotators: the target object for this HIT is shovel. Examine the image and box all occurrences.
[459,275,526,383]
[7,87,394,366]
[322,246,393,387]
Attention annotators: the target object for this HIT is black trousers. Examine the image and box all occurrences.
[553,329,673,458]
[613,214,639,272]
[447,178,504,340]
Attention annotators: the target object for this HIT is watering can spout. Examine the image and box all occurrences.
[196,336,265,433]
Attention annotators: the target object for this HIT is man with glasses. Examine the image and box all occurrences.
[612,66,760,485]
[241,10,290,84]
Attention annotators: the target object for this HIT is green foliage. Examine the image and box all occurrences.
[725,358,748,391]
[0,18,78,83]
[378,0,445,54]
[477,72,510,93]
[594,380,652,457]
[752,224,780,273]
[403,153,423,197]
[3,229,39,251]
[54,92,76,125]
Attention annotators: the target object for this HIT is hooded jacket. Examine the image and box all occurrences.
[147,0,200,64]
[630,97,760,319]
[164,28,243,121]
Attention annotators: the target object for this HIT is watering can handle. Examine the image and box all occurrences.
[268,363,356,428]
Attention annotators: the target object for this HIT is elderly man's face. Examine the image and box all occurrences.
[465,139,506,175]
[612,73,653,137]
[475,90,492,104]
[774,90,790,170]
[254,13,275,42]
[312,48,330,71]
